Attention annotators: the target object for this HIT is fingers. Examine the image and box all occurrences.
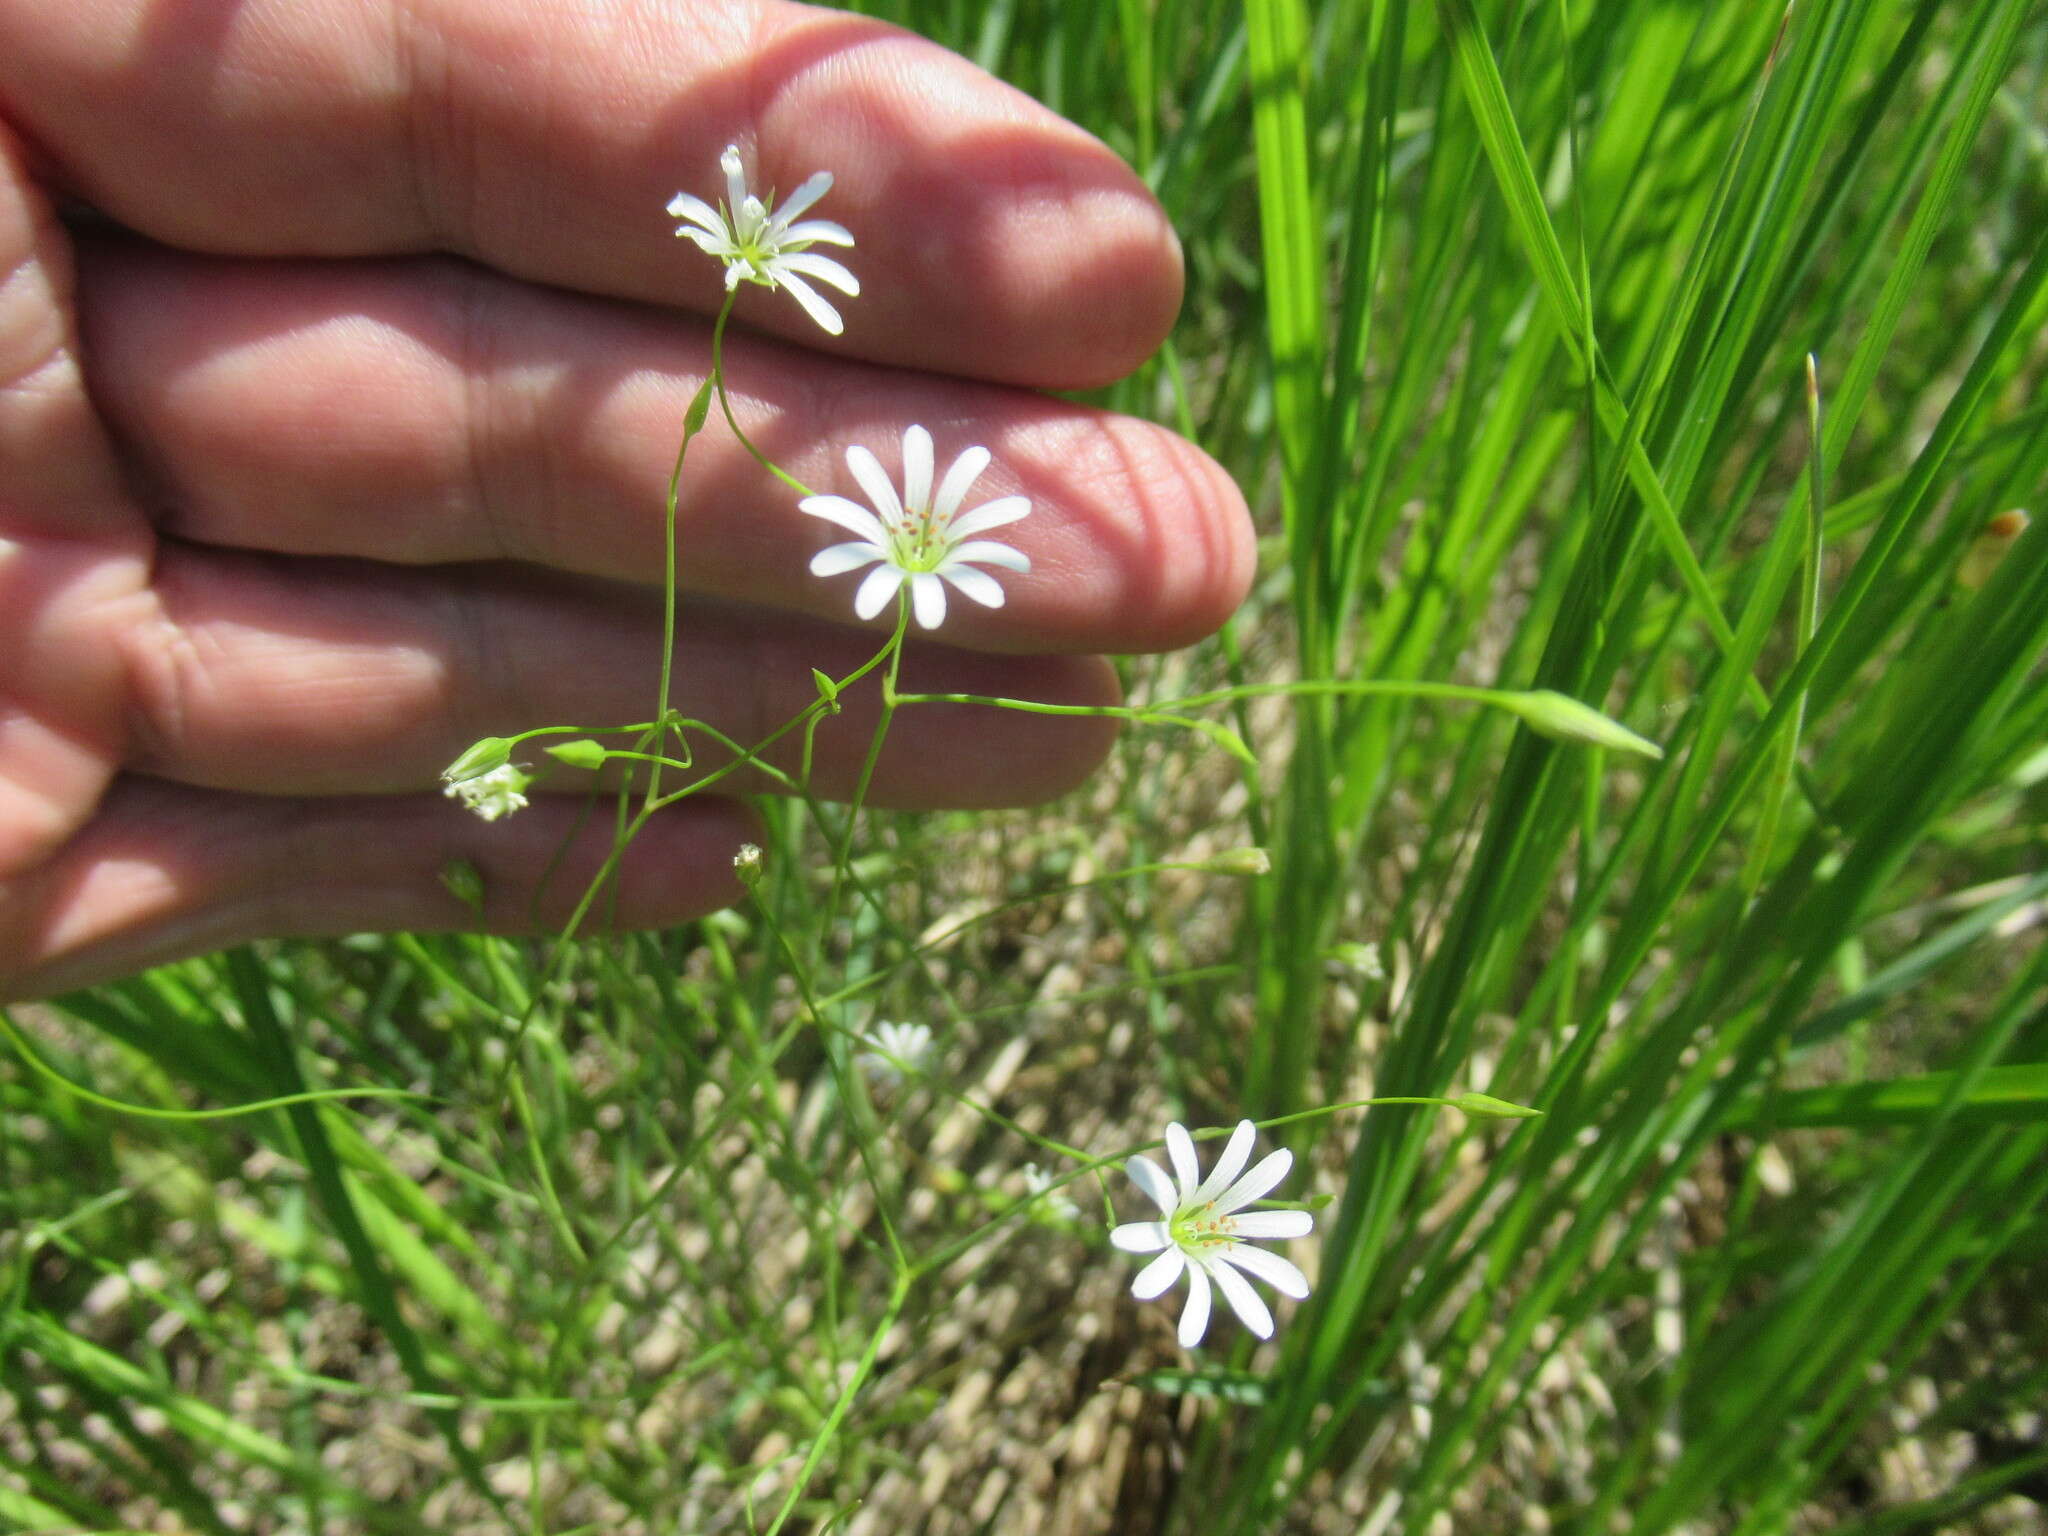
[0,776,759,1000]
[122,544,1122,809]
[0,120,154,874]
[0,0,1179,387]
[77,240,1253,654]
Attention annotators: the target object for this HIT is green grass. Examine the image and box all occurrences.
[5,1,2047,1531]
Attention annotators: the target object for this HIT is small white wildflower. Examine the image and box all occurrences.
[442,761,531,822]
[1110,1120,1313,1348]
[800,425,1031,631]
[855,1021,935,1086]
[1022,1163,1080,1221]
[667,144,859,335]
[1329,940,1385,981]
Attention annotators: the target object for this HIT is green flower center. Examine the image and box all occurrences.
[1170,1203,1234,1251]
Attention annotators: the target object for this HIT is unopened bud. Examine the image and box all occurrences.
[440,859,486,912]
[545,738,608,771]
[1451,1092,1542,1120]
[733,843,764,886]
[1202,847,1272,876]
[1506,691,1663,759]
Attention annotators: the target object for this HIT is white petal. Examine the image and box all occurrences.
[1124,1154,1177,1216]
[1165,1124,1201,1201]
[720,146,748,211]
[780,218,855,248]
[845,446,904,527]
[1131,1247,1187,1300]
[798,494,889,544]
[1217,1243,1310,1299]
[809,541,884,577]
[1177,1265,1213,1348]
[682,228,738,259]
[770,169,833,226]
[1110,1221,1171,1254]
[1226,1209,1314,1241]
[666,192,728,237]
[774,270,844,336]
[1192,1121,1257,1206]
[1206,1256,1274,1339]
[777,251,860,296]
[938,563,1006,609]
[946,540,1031,573]
[908,570,947,630]
[853,564,905,620]
[901,426,935,522]
[1217,1147,1294,1214]
[947,496,1030,539]
[932,446,992,523]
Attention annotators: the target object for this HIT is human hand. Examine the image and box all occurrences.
[0,0,1253,998]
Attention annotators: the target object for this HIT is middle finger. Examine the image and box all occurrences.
[77,239,1253,655]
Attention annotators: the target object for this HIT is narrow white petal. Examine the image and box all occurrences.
[667,192,727,235]
[780,217,856,248]
[1165,1124,1201,1201]
[901,427,935,521]
[946,496,1031,539]
[1125,1154,1177,1216]
[682,228,738,259]
[1217,1148,1294,1214]
[854,564,905,620]
[845,446,904,527]
[932,446,992,523]
[724,263,746,290]
[775,271,844,336]
[770,169,834,227]
[1110,1221,1171,1254]
[1226,1209,1314,1241]
[797,495,889,544]
[1192,1121,1258,1206]
[720,146,748,211]
[938,563,1006,609]
[777,251,860,295]
[947,540,1031,573]
[908,570,947,630]
[1217,1243,1311,1299]
[1131,1248,1187,1300]
[1177,1266,1213,1348]
[1206,1256,1275,1339]
[809,541,885,577]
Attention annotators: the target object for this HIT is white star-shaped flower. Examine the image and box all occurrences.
[856,1021,935,1086]
[1110,1120,1313,1347]
[799,425,1032,631]
[668,144,859,335]
[441,761,531,823]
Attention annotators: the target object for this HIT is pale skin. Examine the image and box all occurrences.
[0,0,1254,999]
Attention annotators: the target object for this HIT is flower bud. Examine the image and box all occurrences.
[733,843,764,886]
[1505,691,1663,759]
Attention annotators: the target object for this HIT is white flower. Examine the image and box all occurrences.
[799,425,1032,631]
[856,1021,935,1086]
[1110,1120,1313,1347]
[668,144,859,335]
[442,762,531,822]
[1022,1163,1080,1222]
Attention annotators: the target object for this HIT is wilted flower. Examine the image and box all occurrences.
[800,425,1031,631]
[1111,1120,1313,1347]
[442,761,531,822]
[1022,1163,1080,1222]
[856,1021,935,1086]
[668,144,859,334]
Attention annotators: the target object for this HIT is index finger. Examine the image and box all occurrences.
[0,0,1181,389]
